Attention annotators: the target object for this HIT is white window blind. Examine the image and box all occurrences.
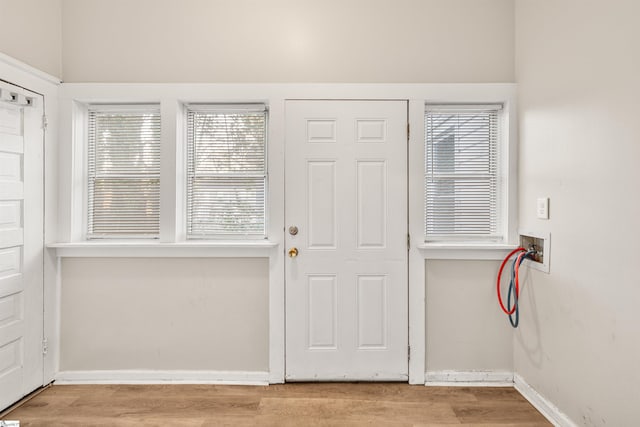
[187,105,267,238]
[425,105,502,241]
[87,106,160,238]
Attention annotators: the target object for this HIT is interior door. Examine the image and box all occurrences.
[285,100,408,381]
[0,81,44,409]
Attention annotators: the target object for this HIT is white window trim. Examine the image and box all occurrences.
[411,91,519,257]
[61,98,274,246]
[417,243,519,260]
[53,83,518,387]
[48,240,277,258]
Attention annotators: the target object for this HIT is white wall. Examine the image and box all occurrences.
[60,0,514,83]
[0,0,62,78]
[515,0,640,424]
[60,258,269,371]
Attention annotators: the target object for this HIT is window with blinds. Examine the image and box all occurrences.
[87,106,160,238]
[424,105,502,241]
[186,105,267,238]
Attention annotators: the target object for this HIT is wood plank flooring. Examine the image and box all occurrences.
[4,383,551,426]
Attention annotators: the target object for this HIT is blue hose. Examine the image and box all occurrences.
[506,250,536,328]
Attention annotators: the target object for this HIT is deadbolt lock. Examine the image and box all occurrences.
[289,226,299,235]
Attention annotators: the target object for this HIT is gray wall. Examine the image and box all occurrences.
[515,0,640,424]
[60,0,514,83]
[426,261,513,372]
[60,258,269,371]
[0,0,62,77]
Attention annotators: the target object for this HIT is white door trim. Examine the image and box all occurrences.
[268,98,286,383]
[0,53,61,86]
[407,99,426,384]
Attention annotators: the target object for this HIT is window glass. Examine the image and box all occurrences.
[186,106,267,238]
[87,106,160,238]
[425,105,502,241]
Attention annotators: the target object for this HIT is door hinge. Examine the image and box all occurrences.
[407,123,410,141]
[408,345,411,361]
[42,338,48,356]
[42,115,48,131]
[407,234,411,250]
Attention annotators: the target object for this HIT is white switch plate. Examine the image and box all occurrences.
[536,197,549,219]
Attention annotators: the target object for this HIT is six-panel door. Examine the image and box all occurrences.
[285,100,408,381]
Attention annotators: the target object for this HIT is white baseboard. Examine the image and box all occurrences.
[514,374,577,427]
[425,370,514,387]
[55,370,269,385]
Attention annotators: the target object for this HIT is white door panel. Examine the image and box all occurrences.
[285,100,408,381]
[0,81,44,410]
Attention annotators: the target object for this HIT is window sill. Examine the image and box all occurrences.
[417,243,518,260]
[47,241,279,258]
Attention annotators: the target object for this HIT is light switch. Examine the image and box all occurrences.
[536,197,549,219]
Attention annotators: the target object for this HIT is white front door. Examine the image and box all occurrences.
[0,81,44,409]
[285,100,408,381]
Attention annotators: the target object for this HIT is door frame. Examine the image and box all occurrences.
[270,95,430,385]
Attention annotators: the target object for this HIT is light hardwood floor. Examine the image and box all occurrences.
[4,383,551,426]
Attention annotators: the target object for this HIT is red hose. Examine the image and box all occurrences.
[497,247,525,315]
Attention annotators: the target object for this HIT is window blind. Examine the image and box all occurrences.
[87,106,160,238]
[187,105,267,238]
[425,105,502,241]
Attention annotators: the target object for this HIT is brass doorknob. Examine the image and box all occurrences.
[288,247,299,258]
